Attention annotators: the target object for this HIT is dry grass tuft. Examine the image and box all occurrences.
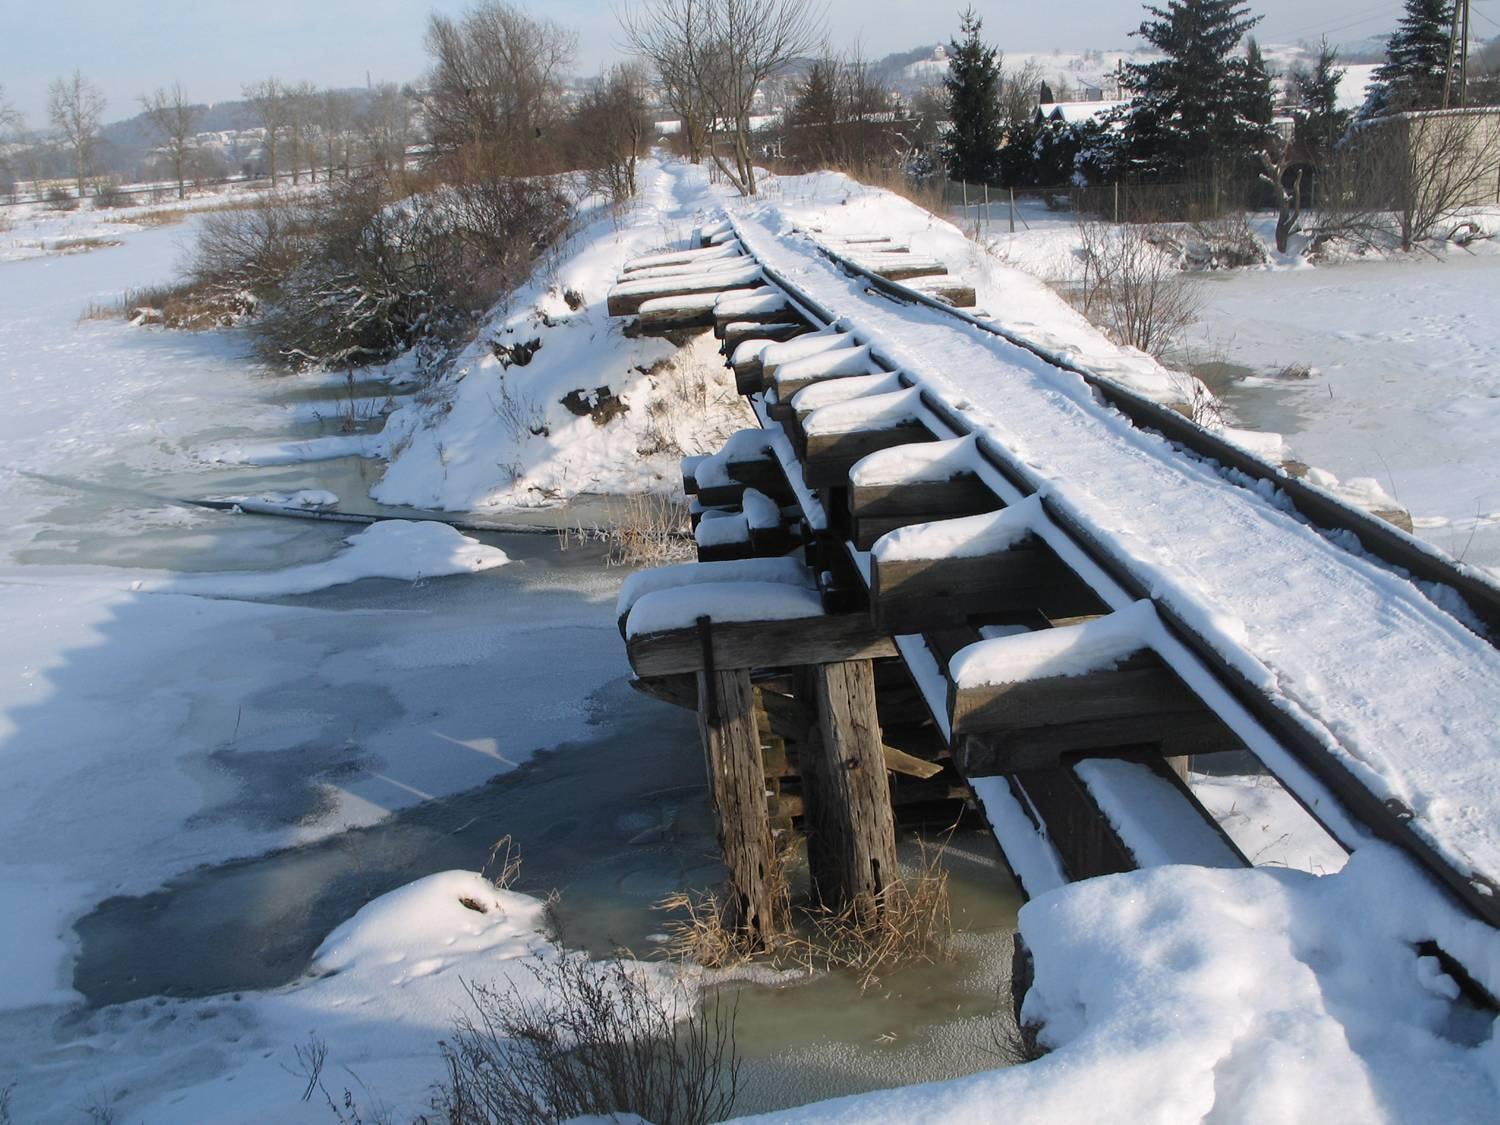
[656,840,954,992]
[605,493,696,568]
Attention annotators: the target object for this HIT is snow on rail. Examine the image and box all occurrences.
[729,205,1500,915]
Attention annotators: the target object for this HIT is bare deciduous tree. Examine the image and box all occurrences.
[624,0,825,195]
[243,78,291,184]
[572,64,652,201]
[782,45,897,171]
[284,81,319,184]
[1258,136,1303,253]
[318,89,355,178]
[422,0,576,178]
[48,70,106,199]
[140,82,201,199]
[357,83,412,174]
[1336,109,1500,250]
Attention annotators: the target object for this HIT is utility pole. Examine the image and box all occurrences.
[1443,0,1472,109]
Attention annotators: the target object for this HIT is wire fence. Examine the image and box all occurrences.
[941,175,1282,233]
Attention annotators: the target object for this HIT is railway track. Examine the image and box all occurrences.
[605,210,1500,990]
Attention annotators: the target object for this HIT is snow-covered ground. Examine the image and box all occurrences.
[975,195,1500,571]
[5,154,1499,1123]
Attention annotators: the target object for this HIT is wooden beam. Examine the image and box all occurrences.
[808,659,900,914]
[803,422,937,489]
[870,535,1102,634]
[722,320,807,357]
[628,614,897,677]
[1012,768,1136,881]
[696,667,780,941]
[949,652,1209,735]
[606,266,763,317]
[850,475,1002,550]
[959,713,1244,774]
[630,673,697,710]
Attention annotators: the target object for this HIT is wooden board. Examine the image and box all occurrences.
[803,423,937,489]
[949,652,1211,735]
[959,712,1245,774]
[869,536,1103,633]
[850,475,1002,550]
[628,614,898,677]
[722,321,807,356]
[1011,768,1136,881]
[606,266,762,316]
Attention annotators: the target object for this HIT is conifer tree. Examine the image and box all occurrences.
[1365,0,1454,114]
[1289,38,1350,155]
[1120,0,1265,180]
[1241,37,1275,129]
[941,7,1005,183]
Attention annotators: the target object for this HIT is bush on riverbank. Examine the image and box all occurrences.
[185,173,575,373]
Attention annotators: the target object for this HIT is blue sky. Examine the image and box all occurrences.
[0,0,1465,126]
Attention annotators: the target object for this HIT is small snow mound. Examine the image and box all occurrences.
[314,870,547,977]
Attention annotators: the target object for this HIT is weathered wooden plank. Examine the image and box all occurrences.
[850,476,1002,550]
[1012,768,1136,881]
[630,673,698,710]
[908,280,978,308]
[726,457,794,505]
[723,321,807,359]
[853,254,948,281]
[620,255,755,283]
[883,742,944,780]
[606,265,762,316]
[949,652,1209,736]
[803,422,937,490]
[697,667,780,940]
[809,659,900,914]
[959,712,1245,774]
[628,614,897,677]
[624,241,742,271]
[870,536,1102,633]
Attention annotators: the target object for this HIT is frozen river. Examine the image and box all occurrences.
[0,216,1021,1121]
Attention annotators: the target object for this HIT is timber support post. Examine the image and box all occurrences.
[809,658,900,918]
[695,662,780,944]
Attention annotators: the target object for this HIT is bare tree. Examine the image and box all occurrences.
[243,79,291,184]
[998,57,1046,126]
[624,0,825,194]
[422,1,576,178]
[1258,136,1303,253]
[284,81,320,183]
[48,70,106,200]
[622,0,711,164]
[318,89,355,178]
[140,83,201,199]
[572,64,651,201]
[357,83,412,174]
[1348,109,1500,249]
[0,84,20,135]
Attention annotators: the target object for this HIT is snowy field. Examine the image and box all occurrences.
[974,196,1500,573]
[3,158,1499,1122]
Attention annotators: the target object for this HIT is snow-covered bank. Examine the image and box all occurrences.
[743,847,1500,1125]
[373,161,753,512]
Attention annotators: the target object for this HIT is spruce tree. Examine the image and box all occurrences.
[1365,0,1454,114]
[1241,37,1276,130]
[1121,0,1265,180]
[942,8,1005,184]
[1289,39,1350,155]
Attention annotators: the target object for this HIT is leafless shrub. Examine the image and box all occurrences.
[434,957,740,1125]
[292,1035,394,1125]
[91,180,129,209]
[571,64,651,203]
[183,175,573,369]
[1182,213,1267,269]
[44,186,78,211]
[491,377,550,443]
[1072,220,1202,357]
[1316,110,1500,252]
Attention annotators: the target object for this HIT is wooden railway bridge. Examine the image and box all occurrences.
[605,212,1500,999]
